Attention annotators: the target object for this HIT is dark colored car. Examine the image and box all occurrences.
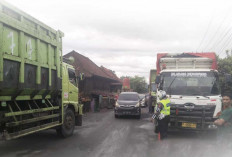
[114,92,141,119]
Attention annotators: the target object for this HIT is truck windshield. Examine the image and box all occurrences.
[160,72,220,96]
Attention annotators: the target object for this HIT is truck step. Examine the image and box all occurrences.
[6,114,60,127]
[2,121,60,140]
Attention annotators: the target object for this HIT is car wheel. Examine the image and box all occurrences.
[115,114,119,118]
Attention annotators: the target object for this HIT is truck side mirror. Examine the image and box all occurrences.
[155,75,160,84]
[225,74,232,84]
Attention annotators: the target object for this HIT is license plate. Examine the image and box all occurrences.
[182,122,197,128]
[123,111,131,114]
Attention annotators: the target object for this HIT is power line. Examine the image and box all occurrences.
[219,29,232,54]
[197,14,214,52]
[203,11,230,51]
[210,26,232,51]
[218,31,232,55]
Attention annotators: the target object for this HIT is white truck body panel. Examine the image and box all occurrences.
[160,57,213,70]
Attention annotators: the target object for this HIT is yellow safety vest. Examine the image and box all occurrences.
[160,98,171,116]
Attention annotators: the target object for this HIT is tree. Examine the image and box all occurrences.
[217,54,232,94]
[128,76,148,93]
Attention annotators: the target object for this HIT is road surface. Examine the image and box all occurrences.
[0,108,232,157]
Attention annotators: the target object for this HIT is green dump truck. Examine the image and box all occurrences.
[149,69,157,95]
[148,69,157,113]
[0,1,82,140]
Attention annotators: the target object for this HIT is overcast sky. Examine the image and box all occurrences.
[4,0,232,82]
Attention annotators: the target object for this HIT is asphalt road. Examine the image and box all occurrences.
[1,108,232,157]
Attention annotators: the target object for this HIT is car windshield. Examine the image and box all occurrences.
[160,71,220,96]
[118,93,139,101]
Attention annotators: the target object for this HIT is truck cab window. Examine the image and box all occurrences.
[68,69,76,85]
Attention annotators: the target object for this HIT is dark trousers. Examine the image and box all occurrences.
[151,106,155,113]
[157,116,170,139]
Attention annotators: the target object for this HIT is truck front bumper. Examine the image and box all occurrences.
[169,104,218,131]
[169,117,218,131]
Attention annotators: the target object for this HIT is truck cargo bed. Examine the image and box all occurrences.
[0,1,63,100]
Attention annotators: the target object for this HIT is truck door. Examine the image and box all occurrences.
[68,68,78,102]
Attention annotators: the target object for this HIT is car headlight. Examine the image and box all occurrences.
[115,102,120,107]
[135,102,140,107]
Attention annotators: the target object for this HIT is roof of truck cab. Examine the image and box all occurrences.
[160,69,218,72]
[62,62,75,70]
[156,52,217,74]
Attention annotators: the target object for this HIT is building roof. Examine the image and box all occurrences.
[100,66,122,83]
[63,51,121,82]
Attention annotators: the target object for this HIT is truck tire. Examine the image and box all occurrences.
[56,108,75,138]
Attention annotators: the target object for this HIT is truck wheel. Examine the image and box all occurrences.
[56,108,75,138]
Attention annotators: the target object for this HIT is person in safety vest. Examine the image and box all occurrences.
[152,90,170,140]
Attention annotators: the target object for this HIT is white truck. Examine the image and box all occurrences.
[155,52,221,131]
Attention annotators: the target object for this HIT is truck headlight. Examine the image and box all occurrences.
[115,102,120,107]
[135,102,140,107]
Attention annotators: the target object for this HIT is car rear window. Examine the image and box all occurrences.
[118,94,139,101]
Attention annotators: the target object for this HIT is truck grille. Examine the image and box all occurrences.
[170,104,216,130]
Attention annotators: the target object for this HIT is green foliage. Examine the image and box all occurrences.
[217,54,232,94]
[218,55,232,75]
[121,76,148,93]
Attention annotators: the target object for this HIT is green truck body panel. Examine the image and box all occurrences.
[0,1,82,140]
[150,70,156,83]
[149,69,157,94]
[0,1,63,97]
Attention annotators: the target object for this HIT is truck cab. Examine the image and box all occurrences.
[156,53,221,131]
[54,62,83,138]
